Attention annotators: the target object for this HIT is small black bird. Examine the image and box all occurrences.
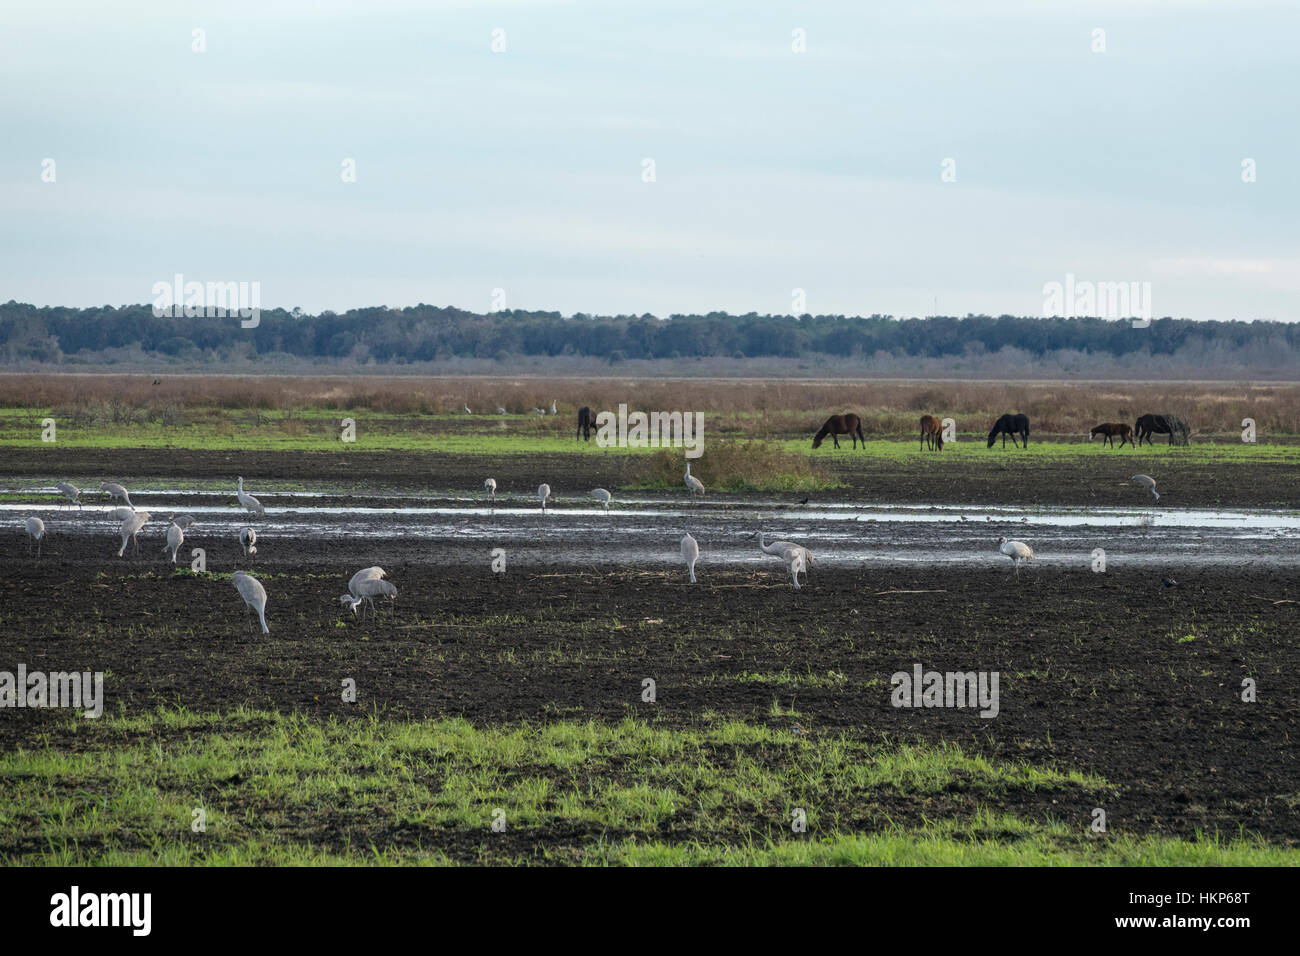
[1162,577,1177,588]
[798,497,810,506]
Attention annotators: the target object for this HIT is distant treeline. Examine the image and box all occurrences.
[2,301,1298,369]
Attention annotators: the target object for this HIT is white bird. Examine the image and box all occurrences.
[240,527,257,556]
[550,400,557,415]
[997,536,1034,578]
[161,522,183,563]
[538,483,552,513]
[681,533,699,583]
[1130,474,1159,502]
[236,476,265,516]
[107,506,136,522]
[100,481,134,510]
[757,532,813,582]
[117,511,150,557]
[590,488,612,510]
[484,478,497,502]
[496,407,507,415]
[533,407,546,416]
[464,404,473,414]
[232,571,269,634]
[684,463,705,504]
[167,513,197,529]
[55,482,82,509]
[24,516,45,558]
[341,567,394,619]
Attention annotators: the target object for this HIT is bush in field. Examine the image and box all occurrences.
[626,441,837,492]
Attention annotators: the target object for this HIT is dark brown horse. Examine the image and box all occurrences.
[987,413,1030,449]
[919,415,944,451]
[576,406,595,441]
[813,413,866,450]
[1135,413,1173,446]
[1090,422,1133,448]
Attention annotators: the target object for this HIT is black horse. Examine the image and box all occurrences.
[576,406,595,441]
[1135,413,1172,446]
[987,413,1030,449]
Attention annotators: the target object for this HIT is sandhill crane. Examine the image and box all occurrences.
[239,527,257,556]
[484,478,497,502]
[236,477,265,516]
[681,533,699,583]
[755,531,813,582]
[997,536,1033,578]
[232,571,269,634]
[496,407,506,415]
[117,511,150,557]
[55,482,82,509]
[167,513,197,529]
[590,488,612,510]
[24,516,45,558]
[550,400,557,415]
[1130,474,1159,503]
[684,463,704,504]
[341,567,393,619]
[100,481,133,510]
[161,522,183,563]
[537,483,552,513]
[533,407,546,416]
[107,506,136,522]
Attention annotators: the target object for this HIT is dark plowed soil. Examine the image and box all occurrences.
[6,444,1298,508]
[3,544,1298,845]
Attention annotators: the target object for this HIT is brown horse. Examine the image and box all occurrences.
[919,415,944,451]
[812,413,866,450]
[1090,422,1133,448]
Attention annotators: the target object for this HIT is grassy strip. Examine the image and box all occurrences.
[2,707,1289,866]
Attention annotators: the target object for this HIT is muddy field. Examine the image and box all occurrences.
[3,534,1298,854]
[6,444,1300,508]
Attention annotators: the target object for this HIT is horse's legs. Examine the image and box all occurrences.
[832,434,840,449]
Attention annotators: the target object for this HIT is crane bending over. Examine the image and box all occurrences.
[100,481,134,511]
[590,488,612,510]
[1130,474,1159,503]
[684,463,705,504]
[537,484,552,513]
[484,478,497,503]
[236,477,265,516]
[167,513,197,529]
[117,511,151,557]
[240,527,257,556]
[681,533,699,583]
[340,567,394,619]
[55,482,82,509]
[756,532,814,584]
[232,571,269,634]
[162,522,184,563]
[25,516,45,558]
[997,536,1034,578]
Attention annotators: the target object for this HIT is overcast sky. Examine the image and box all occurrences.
[2,0,1296,320]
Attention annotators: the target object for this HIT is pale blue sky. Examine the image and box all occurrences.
[2,0,1296,319]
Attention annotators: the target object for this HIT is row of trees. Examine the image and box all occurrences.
[2,301,1298,367]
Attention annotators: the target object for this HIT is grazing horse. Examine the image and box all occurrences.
[919,415,944,451]
[812,413,866,450]
[1135,413,1173,446]
[987,413,1030,449]
[1090,422,1133,448]
[576,406,595,441]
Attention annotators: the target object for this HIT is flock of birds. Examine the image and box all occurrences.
[19,459,1167,630]
[464,400,557,417]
